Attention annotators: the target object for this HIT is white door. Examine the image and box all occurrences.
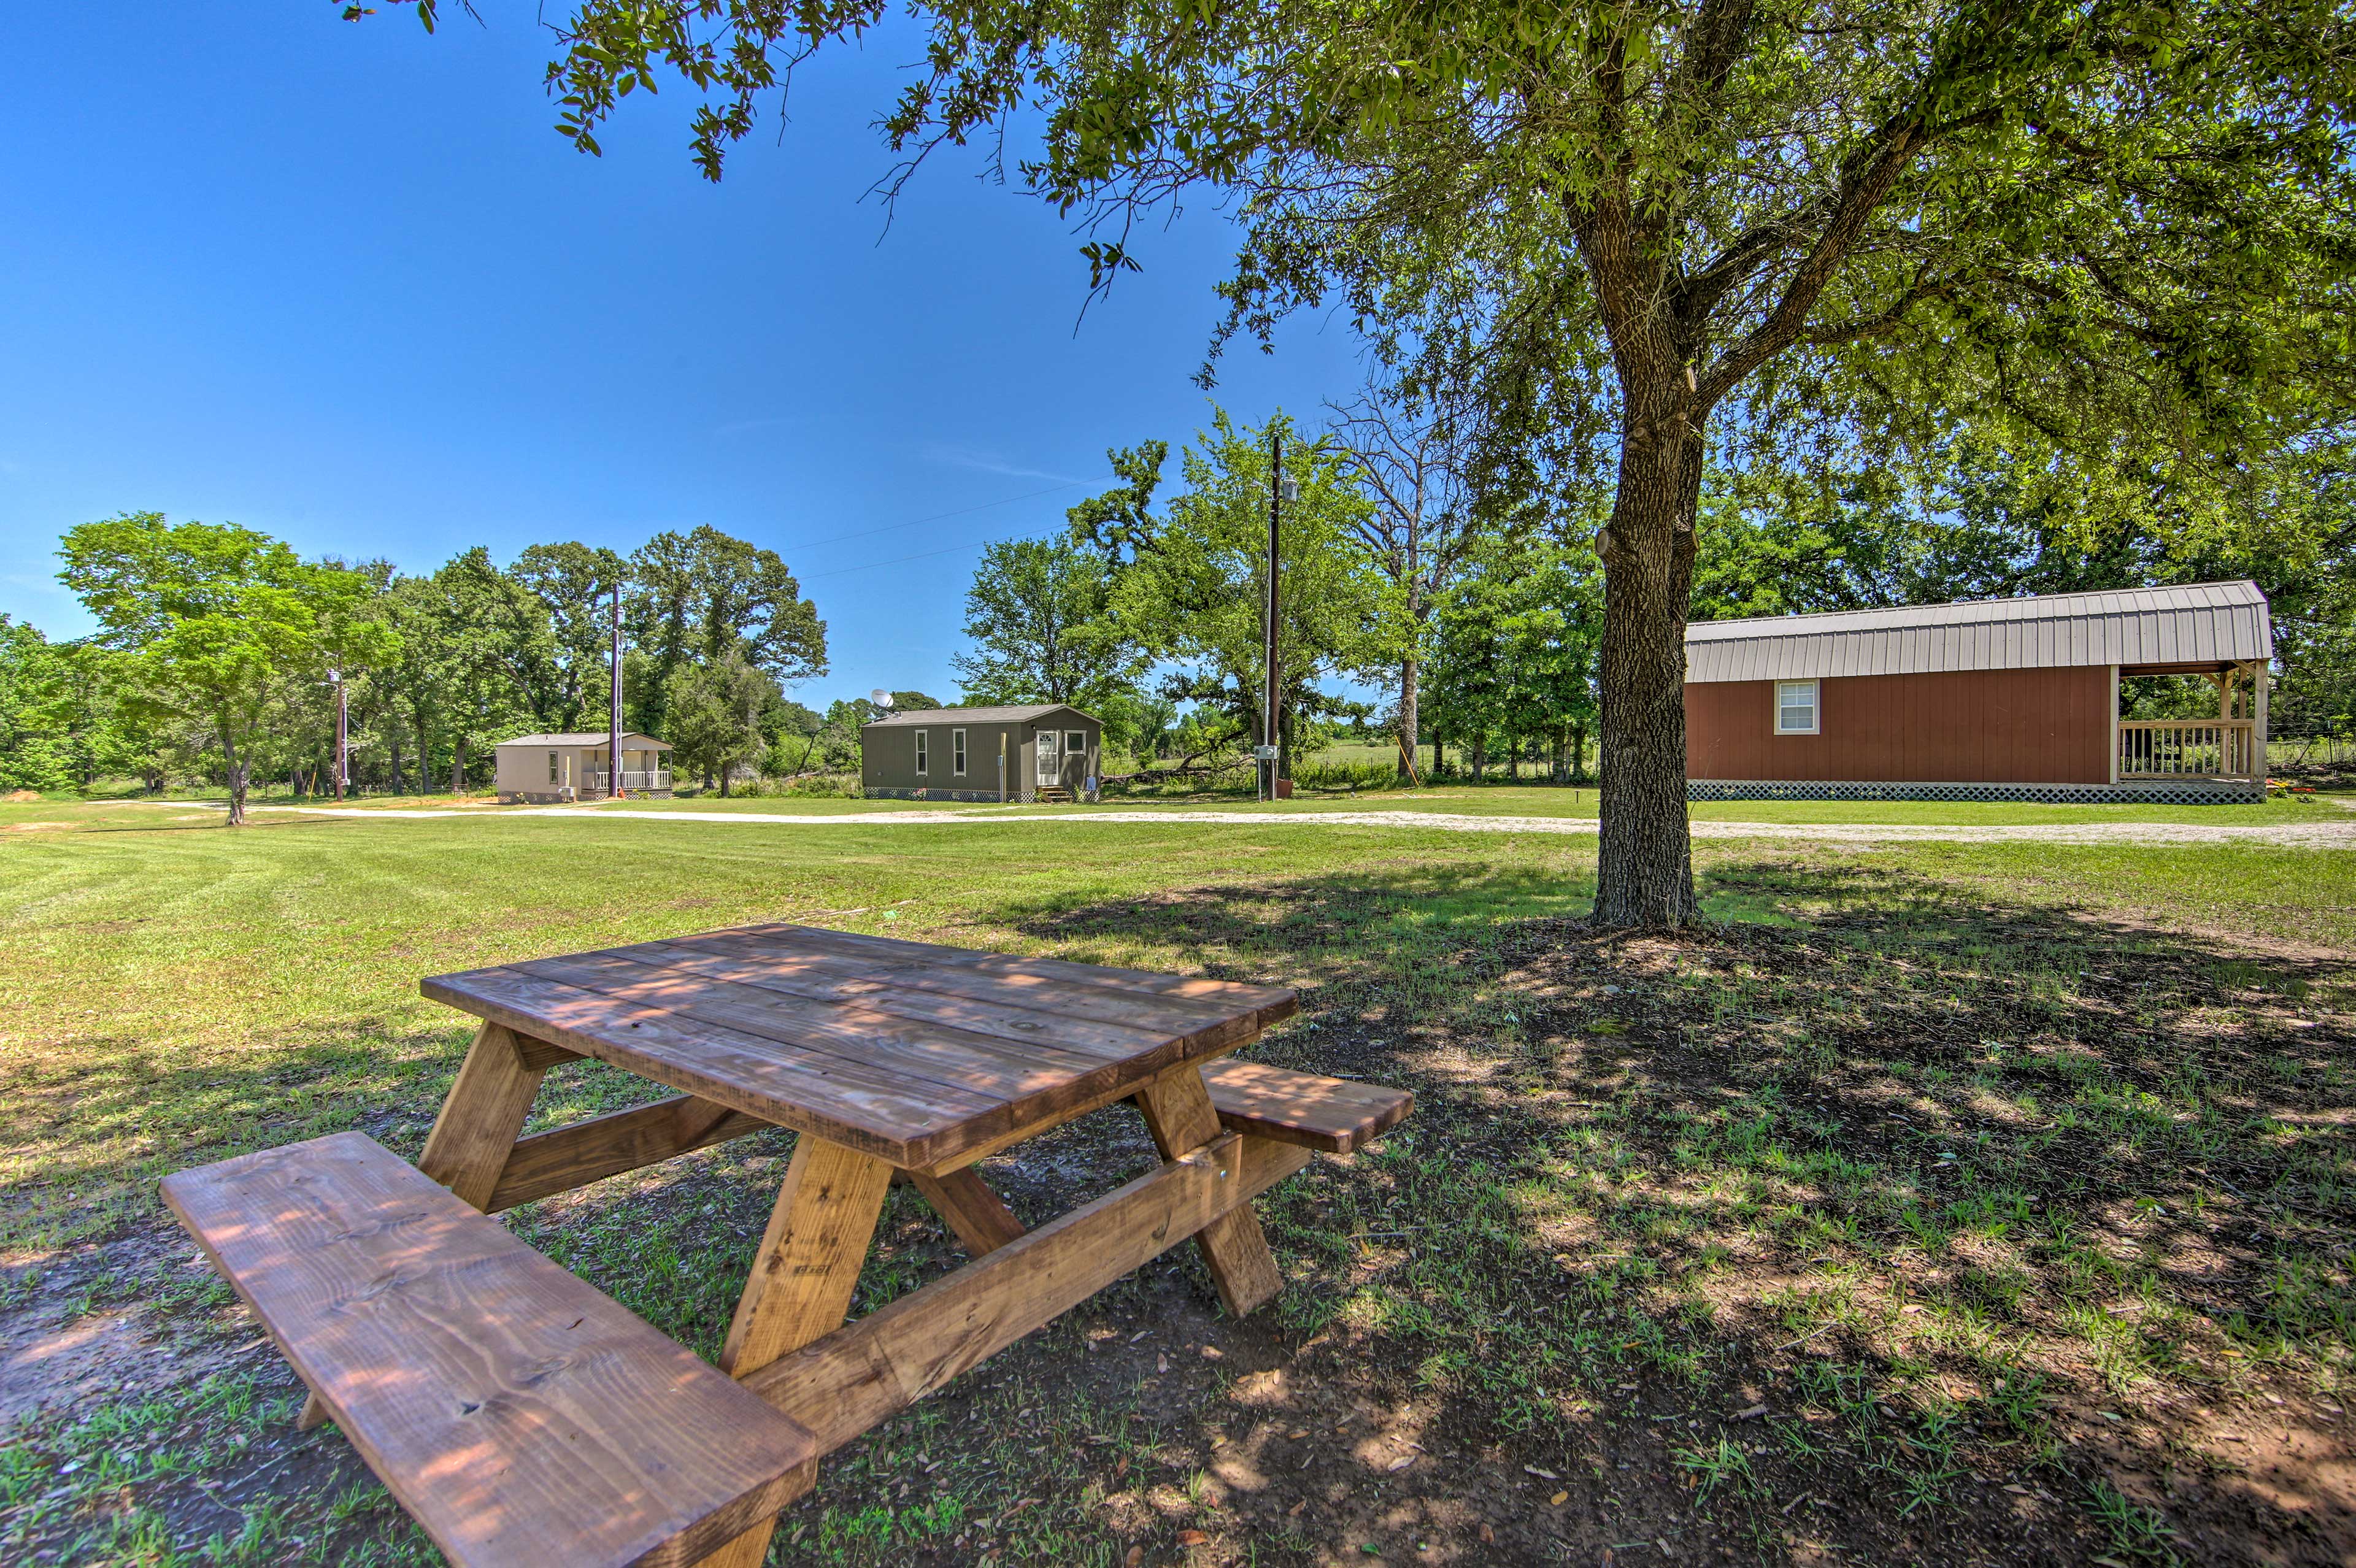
[1036,729,1059,785]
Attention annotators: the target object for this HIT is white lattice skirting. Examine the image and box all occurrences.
[1687,779,2265,805]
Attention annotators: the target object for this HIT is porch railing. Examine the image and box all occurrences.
[2117,720,2257,780]
[585,769,672,793]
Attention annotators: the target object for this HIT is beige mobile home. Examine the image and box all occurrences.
[494,732,674,804]
[860,705,1101,802]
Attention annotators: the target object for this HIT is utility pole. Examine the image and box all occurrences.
[1263,428,1282,802]
[328,669,348,801]
[609,582,624,800]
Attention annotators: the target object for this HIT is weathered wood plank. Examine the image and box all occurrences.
[909,1167,1025,1257]
[720,1136,896,1378]
[640,929,1274,1052]
[487,1095,773,1213]
[514,951,1122,1101]
[423,966,1006,1166]
[419,1021,549,1212]
[1199,1060,1415,1155]
[741,1133,1309,1457]
[163,1133,815,1568]
[1134,1068,1287,1317]
[718,922,1298,1021]
[605,938,1212,1059]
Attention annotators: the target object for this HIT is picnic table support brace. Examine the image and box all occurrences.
[743,1131,1308,1458]
[1133,1068,1287,1316]
[910,1167,1026,1256]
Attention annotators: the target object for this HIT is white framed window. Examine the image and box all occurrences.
[1775,680,1820,735]
[952,728,967,776]
[1064,730,1085,768]
[1036,729,1059,785]
[914,729,930,776]
[548,751,560,784]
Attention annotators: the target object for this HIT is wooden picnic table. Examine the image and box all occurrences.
[416,921,1385,1564]
[167,921,1410,1568]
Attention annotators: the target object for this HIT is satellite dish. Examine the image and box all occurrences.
[870,689,894,708]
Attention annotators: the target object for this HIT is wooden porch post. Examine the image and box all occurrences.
[2107,665,2120,785]
[2254,660,2269,785]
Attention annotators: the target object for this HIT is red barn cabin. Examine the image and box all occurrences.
[1684,582,2272,804]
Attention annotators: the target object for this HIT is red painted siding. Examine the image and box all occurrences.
[1685,668,2111,784]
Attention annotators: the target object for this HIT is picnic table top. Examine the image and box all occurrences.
[422,922,1298,1169]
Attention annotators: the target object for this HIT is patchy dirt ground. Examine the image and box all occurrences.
[3,858,2351,1567]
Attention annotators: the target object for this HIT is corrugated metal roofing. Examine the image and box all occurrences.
[496,731,672,749]
[1685,580,2271,683]
[863,704,1097,727]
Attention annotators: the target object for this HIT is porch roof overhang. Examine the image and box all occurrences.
[1687,580,2271,683]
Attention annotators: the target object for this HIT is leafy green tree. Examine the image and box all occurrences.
[1428,536,1604,782]
[1086,411,1385,779]
[513,542,629,731]
[0,617,76,792]
[664,651,777,794]
[57,514,391,823]
[952,536,1143,713]
[516,0,2356,926]
[630,525,825,736]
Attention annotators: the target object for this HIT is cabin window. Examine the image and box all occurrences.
[914,729,929,777]
[1775,680,1820,735]
[548,751,560,783]
[1065,730,1086,769]
[952,728,967,775]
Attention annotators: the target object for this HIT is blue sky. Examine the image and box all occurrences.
[0,4,1363,703]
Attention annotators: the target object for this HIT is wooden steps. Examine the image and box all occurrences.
[161,1132,817,1568]
[1032,786,1074,803]
[1199,1059,1414,1155]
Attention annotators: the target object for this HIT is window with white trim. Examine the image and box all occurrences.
[1775,680,1820,735]
[548,751,560,783]
[914,729,929,776]
[952,728,967,775]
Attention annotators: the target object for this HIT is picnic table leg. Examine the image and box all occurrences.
[703,1134,895,1567]
[301,1020,553,1432]
[910,1167,1026,1256]
[1133,1067,1287,1317]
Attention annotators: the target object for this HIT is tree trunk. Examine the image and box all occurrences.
[1570,720,1589,784]
[220,720,247,826]
[1592,404,1704,928]
[391,729,406,795]
[1398,574,1422,781]
[1469,734,1487,780]
[453,736,468,793]
[1432,729,1442,780]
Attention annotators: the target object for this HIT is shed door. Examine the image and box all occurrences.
[1036,729,1059,785]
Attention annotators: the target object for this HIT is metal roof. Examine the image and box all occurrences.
[496,732,672,750]
[863,704,1097,727]
[1685,580,2271,683]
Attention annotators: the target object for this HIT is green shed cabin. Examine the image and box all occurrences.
[861,705,1101,802]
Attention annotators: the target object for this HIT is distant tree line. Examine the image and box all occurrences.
[2,515,829,821]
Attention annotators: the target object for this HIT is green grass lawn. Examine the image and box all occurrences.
[1,810,2349,1565]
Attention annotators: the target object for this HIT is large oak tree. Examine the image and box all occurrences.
[393,0,2356,923]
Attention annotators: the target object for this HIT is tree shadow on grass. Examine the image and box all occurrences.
[975,856,2356,1567]
[7,856,2350,1566]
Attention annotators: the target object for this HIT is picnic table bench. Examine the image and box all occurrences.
[163,923,1412,1567]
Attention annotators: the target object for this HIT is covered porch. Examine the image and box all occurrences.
[2113,658,2268,785]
